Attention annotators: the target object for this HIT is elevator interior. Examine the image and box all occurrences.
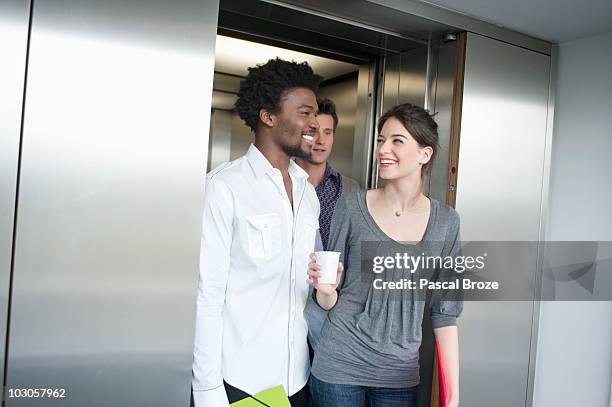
[208,1,462,405]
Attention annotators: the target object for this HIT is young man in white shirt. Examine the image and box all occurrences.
[192,58,322,407]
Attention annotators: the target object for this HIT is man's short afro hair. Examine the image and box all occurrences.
[235,58,323,132]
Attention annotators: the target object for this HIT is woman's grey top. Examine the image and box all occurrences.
[306,189,463,388]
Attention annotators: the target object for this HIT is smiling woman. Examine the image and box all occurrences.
[376,103,439,180]
[308,102,462,407]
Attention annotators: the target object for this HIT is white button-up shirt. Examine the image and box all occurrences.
[192,144,319,406]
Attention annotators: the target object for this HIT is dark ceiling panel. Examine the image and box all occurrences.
[218,0,434,63]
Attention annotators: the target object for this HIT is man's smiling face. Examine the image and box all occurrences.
[271,87,319,160]
[308,113,335,165]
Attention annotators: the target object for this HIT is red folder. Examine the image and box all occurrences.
[436,339,449,407]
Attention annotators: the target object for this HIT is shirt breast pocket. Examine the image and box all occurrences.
[243,213,282,260]
[300,214,319,250]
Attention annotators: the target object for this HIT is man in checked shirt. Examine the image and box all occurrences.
[295,97,360,360]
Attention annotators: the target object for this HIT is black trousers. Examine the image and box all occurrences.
[224,381,309,407]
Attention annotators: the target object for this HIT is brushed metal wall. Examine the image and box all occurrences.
[380,47,428,113]
[374,46,430,189]
[428,40,456,204]
[455,33,550,407]
[352,62,377,187]
[5,0,219,405]
[208,110,233,172]
[0,0,30,387]
[318,75,359,179]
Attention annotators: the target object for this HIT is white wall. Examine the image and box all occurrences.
[534,31,612,407]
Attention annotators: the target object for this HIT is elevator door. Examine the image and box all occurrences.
[455,33,550,407]
[4,0,218,405]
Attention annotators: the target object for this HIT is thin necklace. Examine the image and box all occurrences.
[387,194,421,217]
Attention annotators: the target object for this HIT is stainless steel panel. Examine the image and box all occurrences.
[424,40,439,112]
[318,75,359,180]
[0,0,30,386]
[526,43,557,407]
[375,46,429,189]
[6,0,219,405]
[380,46,428,110]
[229,112,254,160]
[398,47,428,108]
[381,52,400,114]
[211,90,238,110]
[213,72,242,94]
[455,33,550,407]
[352,62,377,188]
[457,33,550,241]
[208,110,233,172]
[428,40,456,203]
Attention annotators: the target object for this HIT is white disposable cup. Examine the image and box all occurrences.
[315,251,340,285]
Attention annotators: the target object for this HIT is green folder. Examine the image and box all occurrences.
[230,385,291,407]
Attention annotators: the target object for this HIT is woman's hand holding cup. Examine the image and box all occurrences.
[308,252,343,297]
